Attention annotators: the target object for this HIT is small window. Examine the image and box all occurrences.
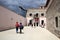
[55,17,58,28]
[41,13,44,16]
[29,13,32,16]
[36,13,38,17]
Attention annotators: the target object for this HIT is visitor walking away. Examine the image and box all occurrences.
[15,22,19,33]
[19,23,24,34]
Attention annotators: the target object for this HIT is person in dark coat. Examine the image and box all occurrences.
[19,23,24,33]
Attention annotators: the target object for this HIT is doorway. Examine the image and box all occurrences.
[39,17,46,28]
[33,13,39,26]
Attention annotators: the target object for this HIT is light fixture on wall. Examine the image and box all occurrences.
[55,17,58,28]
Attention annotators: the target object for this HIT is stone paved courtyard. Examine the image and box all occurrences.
[0,26,60,40]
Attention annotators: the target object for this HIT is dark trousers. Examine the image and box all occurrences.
[16,27,18,33]
[37,22,38,26]
[20,29,22,33]
[28,23,33,26]
[34,22,38,26]
[34,23,35,26]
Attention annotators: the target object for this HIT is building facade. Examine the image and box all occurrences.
[26,9,46,28]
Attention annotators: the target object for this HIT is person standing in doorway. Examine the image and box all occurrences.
[15,22,19,33]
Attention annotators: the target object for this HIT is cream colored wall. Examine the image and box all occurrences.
[26,9,47,27]
[26,9,46,17]
[0,6,27,31]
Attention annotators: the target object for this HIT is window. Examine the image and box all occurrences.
[29,20,32,24]
[41,13,44,16]
[29,13,32,16]
[36,13,38,17]
[55,17,58,28]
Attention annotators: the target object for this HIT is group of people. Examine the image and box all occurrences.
[15,22,24,34]
[15,21,45,34]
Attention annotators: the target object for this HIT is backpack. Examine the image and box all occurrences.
[20,25,24,29]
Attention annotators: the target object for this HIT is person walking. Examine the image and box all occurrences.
[15,22,19,33]
[19,23,24,33]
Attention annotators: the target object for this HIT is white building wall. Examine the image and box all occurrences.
[26,9,46,27]
[26,9,46,17]
[0,6,27,31]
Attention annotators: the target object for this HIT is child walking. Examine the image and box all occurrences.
[19,23,24,33]
[15,22,19,33]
